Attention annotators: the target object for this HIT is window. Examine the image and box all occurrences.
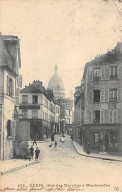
[109,89,117,101]
[88,110,92,123]
[22,95,28,104]
[100,89,109,102]
[95,134,99,143]
[32,110,38,119]
[93,68,101,79]
[109,110,118,123]
[110,66,118,79]
[93,110,100,123]
[32,95,38,104]
[7,120,12,136]
[93,90,100,102]
[7,76,14,97]
[22,109,27,118]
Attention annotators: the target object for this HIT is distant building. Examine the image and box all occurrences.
[48,65,65,100]
[48,65,74,134]
[74,42,122,155]
[0,33,22,160]
[19,80,60,141]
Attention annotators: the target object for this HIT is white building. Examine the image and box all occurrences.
[19,81,60,140]
[0,33,22,160]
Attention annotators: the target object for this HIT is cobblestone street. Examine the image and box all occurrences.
[1,135,122,192]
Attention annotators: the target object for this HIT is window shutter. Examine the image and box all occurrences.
[109,110,113,123]
[101,67,105,80]
[113,110,118,123]
[105,89,109,102]
[12,80,14,97]
[88,90,93,102]
[100,110,104,123]
[104,110,109,123]
[89,69,93,81]
[7,76,9,95]
[117,66,121,80]
[118,88,121,102]
[105,66,110,80]
[100,89,105,102]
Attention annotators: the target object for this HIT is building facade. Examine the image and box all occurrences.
[19,81,60,141]
[81,43,122,155]
[0,33,22,160]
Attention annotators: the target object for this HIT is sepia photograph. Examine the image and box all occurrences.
[0,0,122,192]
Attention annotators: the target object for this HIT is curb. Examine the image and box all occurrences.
[0,161,40,176]
[72,141,122,162]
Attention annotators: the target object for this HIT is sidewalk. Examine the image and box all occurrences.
[0,159,39,176]
[72,140,122,162]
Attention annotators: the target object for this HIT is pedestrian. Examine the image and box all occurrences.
[35,147,40,161]
[86,142,90,154]
[33,139,37,145]
[30,145,34,160]
[54,141,57,148]
[25,145,31,161]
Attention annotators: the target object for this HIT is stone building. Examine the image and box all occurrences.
[19,80,60,141]
[81,42,122,155]
[0,33,22,160]
[48,65,65,100]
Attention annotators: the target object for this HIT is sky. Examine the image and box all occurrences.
[0,0,122,97]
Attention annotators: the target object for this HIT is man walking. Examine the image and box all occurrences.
[30,145,34,160]
[35,147,40,161]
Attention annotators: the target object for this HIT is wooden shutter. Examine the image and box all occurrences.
[101,67,105,80]
[105,89,109,102]
[7,76,9,95]
[118,88,121,102]
[100,110,104,123]
[12,79,14,97]
[100,89,105,102]
[105,66,110,80]
[113,110,118,123]
[89,69,93,81]
[104,110,109,123]
[109,110,113,123]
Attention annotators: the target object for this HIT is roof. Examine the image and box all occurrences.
[83,42,122,79]
[20,81,59,105]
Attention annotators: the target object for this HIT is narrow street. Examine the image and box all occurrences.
[1,135,122,192]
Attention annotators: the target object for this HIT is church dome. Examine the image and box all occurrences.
[48,65,65,90]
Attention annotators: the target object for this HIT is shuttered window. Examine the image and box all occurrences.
[105,89,109,102]
[101,67,105,80]
[109,110,118,123]
[104,110,109,123]
[100,89,105,102]
[7,76,14,97]
[105,66,110,80]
